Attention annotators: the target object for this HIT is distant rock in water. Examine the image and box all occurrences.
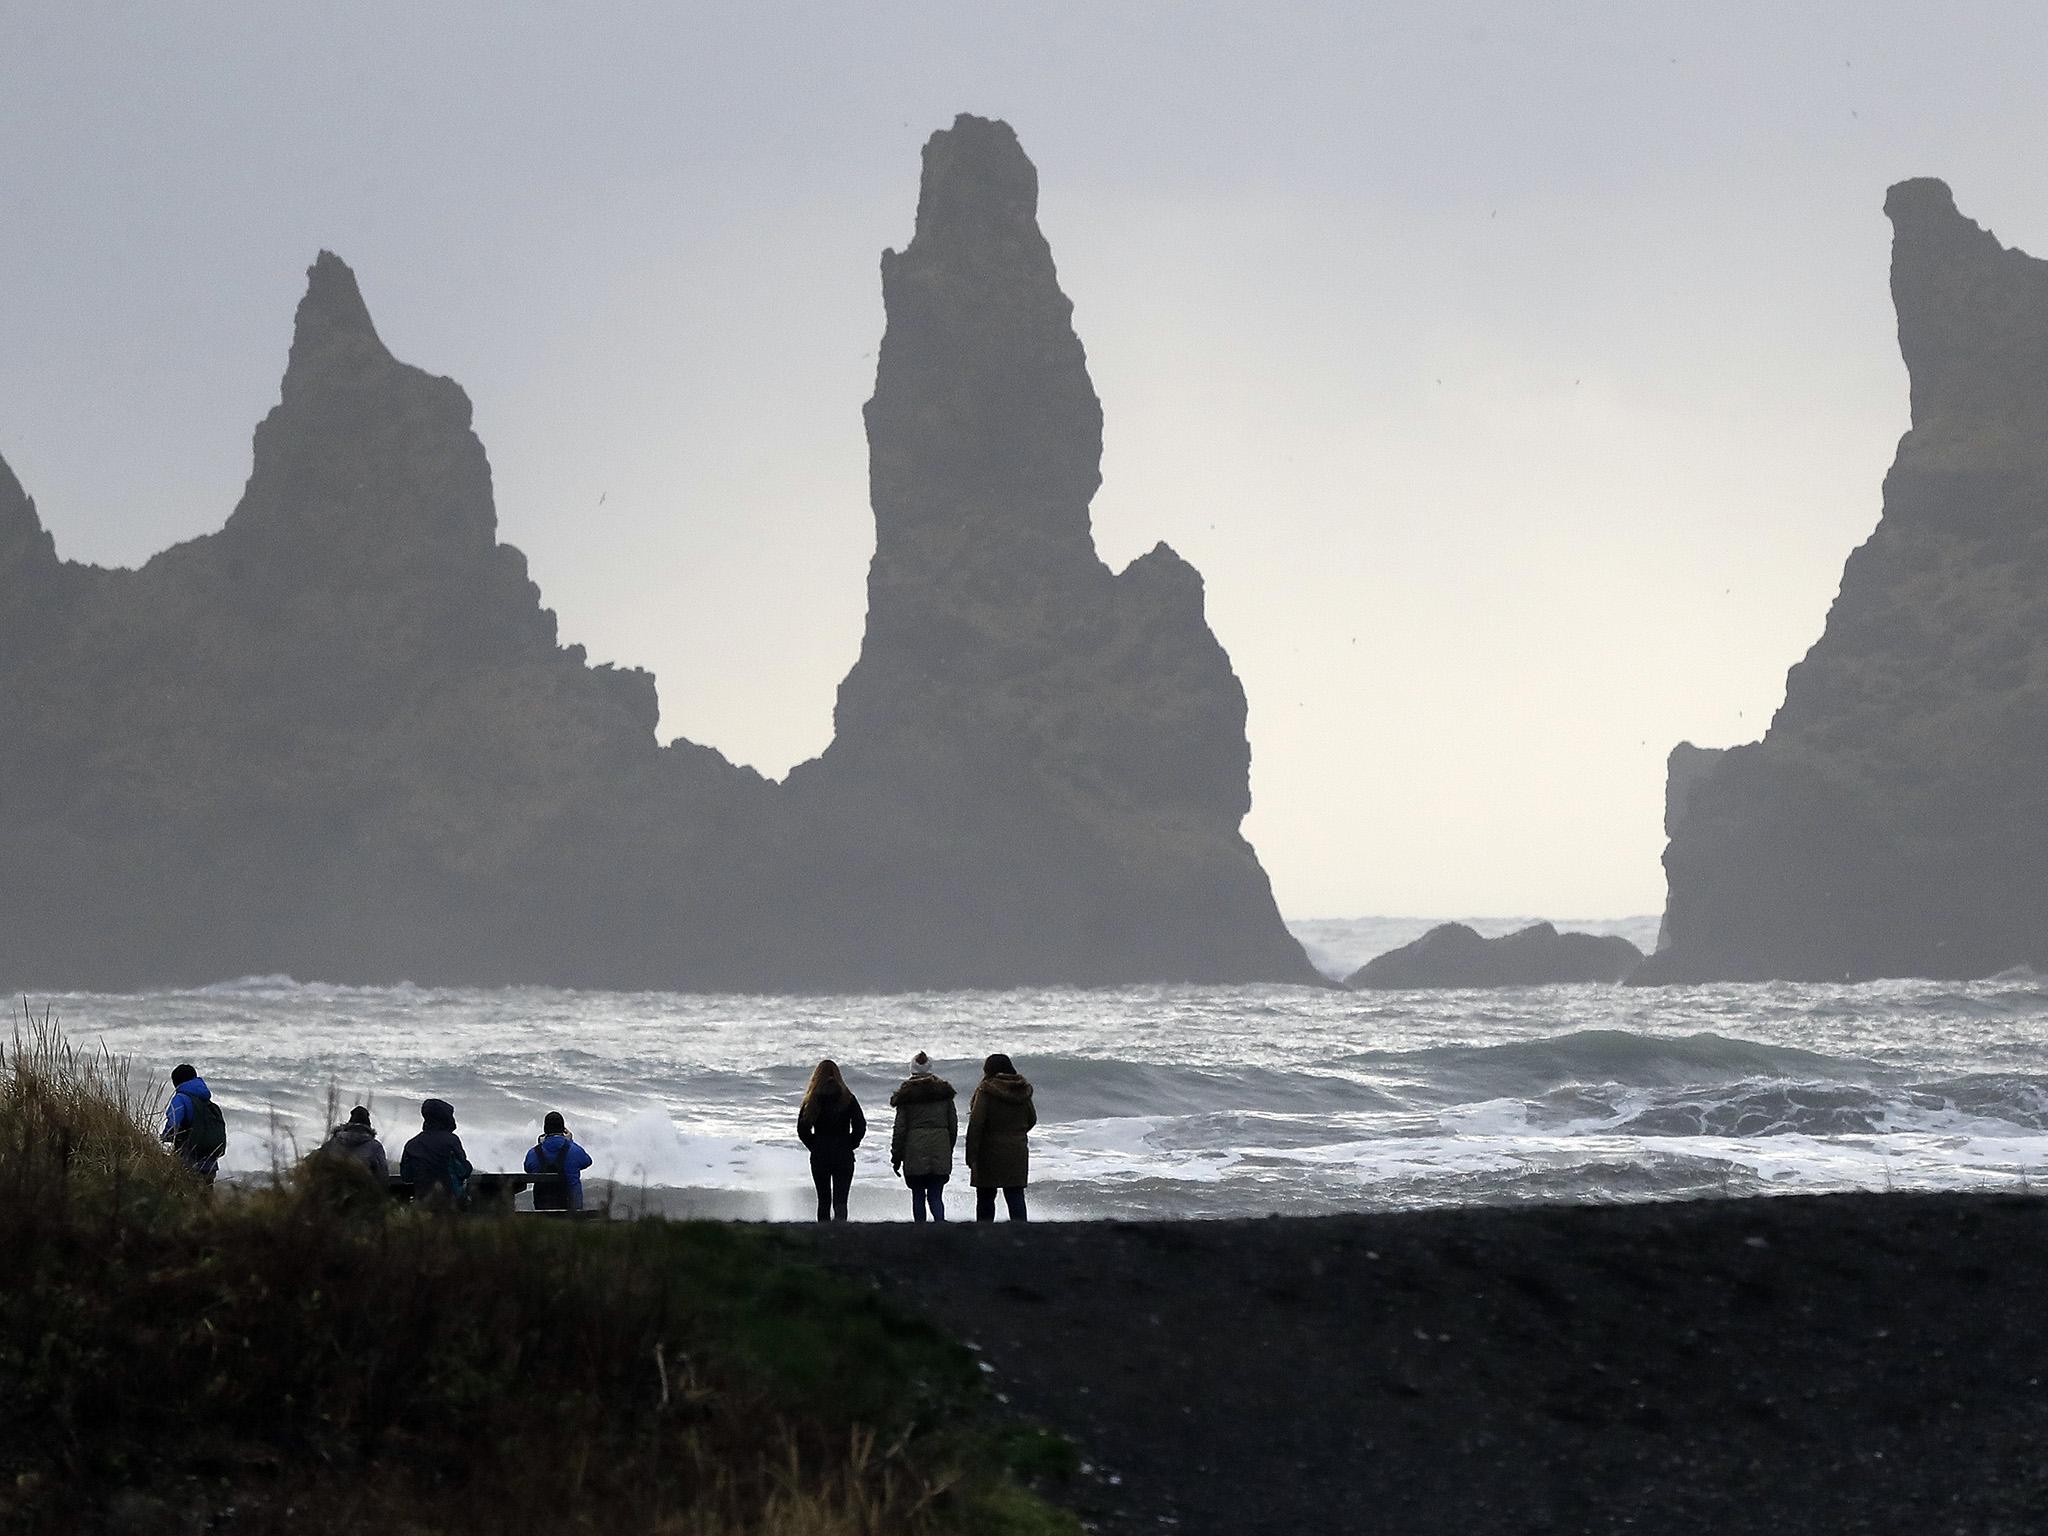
[0,116,1314,993]
[1641,179,2048,984]
[1346,922,1643,989]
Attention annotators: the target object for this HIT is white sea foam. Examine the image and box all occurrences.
[27,969,2048,1218]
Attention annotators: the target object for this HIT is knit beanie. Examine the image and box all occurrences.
[909,1051,933,1077]
[348,1105,372,1127]
[543,1110,567,1135]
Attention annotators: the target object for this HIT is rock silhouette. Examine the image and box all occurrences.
[787,116,1304,986]
[0,116,1313,992]
[1642,180,2048,982]
[1347,922,1642,989]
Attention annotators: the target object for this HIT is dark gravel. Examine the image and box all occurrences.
[806,1192,2048,1535]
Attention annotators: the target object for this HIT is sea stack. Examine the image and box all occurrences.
[0,116,1313,992]
[789,114,1314,986]
[1641,180,2048,982]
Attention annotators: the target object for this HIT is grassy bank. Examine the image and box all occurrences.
[0,1009,1079,1535]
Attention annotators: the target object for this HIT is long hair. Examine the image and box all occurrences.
[802,1058,845,1108]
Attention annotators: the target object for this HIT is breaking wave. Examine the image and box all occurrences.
[25,967,2048,1218]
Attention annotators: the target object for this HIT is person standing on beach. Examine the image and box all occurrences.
[889,1051,957,1222]
[161,1063,227,1185]
[524,1110,595,1211]
[316,1105,389,1181]
[796,1059,865,1222]
[966,1054,1036,1222]
[400,1098,472,1204]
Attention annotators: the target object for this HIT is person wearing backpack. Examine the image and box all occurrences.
[160,1063,226,1185]
[523,1110,594,1211]
[399,1098,473,1205]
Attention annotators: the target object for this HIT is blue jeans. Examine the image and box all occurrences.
[909,1175,947,1222]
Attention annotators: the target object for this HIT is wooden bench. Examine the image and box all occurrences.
[385,1172,571,1211]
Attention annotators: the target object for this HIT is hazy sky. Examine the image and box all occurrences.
[6,3,2046,919]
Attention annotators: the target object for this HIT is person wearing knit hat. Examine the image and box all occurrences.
[316,1103,388,1181]
[525,1110,596,1211]
[889,1052,957,1222]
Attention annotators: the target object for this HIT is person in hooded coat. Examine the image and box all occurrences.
[889,1051,957,1222]
[796,1059,865,1222]
[400,1098,472,1203]
[524,1110,595,1211]
[160,1063,226,1185]
[317,1105,389,1181]
[966,1054,1037,1221]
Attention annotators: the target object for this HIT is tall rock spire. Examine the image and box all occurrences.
[798,114,1314,986]
[223,251,506,596]
[1643,179,2048,983]
[0,120,1312,993]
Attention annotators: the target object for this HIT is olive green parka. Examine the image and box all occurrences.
[965,1072,1036,1190]
[889,1075,958,1179]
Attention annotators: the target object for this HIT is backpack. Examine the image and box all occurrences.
[176,1095,227,1166]
[533,1135,571,1210]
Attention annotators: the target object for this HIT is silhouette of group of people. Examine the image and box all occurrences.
[161,1049,1039,1224]
[799,1052,1038,1223]
[159,1066,595,1211]
[311,1099,595,1210]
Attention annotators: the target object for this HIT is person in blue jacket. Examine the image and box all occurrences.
[524,1110,594,1211]
[160,1063,226,1185]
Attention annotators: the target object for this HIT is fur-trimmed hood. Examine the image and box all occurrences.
[975,1073,1033,1103]
[891,1075,956,1107]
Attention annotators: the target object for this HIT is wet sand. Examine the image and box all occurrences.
[806,1192,2048,1535]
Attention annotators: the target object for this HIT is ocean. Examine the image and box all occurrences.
[26,915,2048,1221]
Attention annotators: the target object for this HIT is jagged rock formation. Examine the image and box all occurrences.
[1652,744,1724,954]
[786,115,1307,986]
[0,116,1314,992]
[1346,922,1642,989]
[1641,179,2048,983]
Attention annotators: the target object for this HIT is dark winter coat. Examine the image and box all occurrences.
[400,1100,472,1198]
[318,1122,389,1181]
[966,1074,1036,1190]
[889,1076,957,1180]
[797,1085,866,1171]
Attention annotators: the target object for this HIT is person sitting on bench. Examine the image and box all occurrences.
[524,1111,594,1211]
[400,1098,472,1204]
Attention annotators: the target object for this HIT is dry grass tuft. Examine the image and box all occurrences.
[0,1010,1080,1536]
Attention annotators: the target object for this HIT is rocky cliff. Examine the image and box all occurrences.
[1641,179,2048,983]
[0,116,1313,992]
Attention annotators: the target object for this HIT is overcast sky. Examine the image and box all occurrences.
[5,3,2046,919]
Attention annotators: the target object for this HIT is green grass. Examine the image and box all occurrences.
[0,1008,1083,1535]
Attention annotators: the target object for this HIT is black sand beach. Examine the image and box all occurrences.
[811,1192,2048,1535]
